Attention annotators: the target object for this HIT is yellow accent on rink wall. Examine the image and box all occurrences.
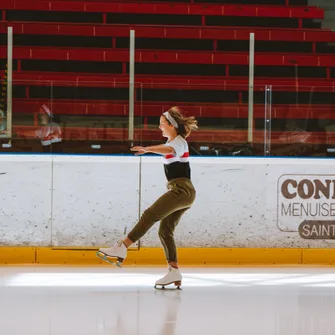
[2,247,335,265]
[0,247,36,264]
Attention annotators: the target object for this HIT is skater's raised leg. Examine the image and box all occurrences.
[98,183,192,264]
[126,180,194,245]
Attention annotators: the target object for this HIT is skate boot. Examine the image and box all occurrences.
[96,240,127,267]
[154,265,182,290]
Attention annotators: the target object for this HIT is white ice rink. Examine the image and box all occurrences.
[1,266,335,335]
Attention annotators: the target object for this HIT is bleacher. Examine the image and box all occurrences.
[0,0,334,155]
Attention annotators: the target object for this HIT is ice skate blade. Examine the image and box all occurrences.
[154,281,182,290]
[96,251,123,267]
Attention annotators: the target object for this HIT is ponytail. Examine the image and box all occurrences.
[166,106,198,138]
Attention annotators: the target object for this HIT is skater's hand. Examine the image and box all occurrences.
[131,146,147,155]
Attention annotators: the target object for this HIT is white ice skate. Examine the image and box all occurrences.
[96,240,127,267]
[154,265,182,290]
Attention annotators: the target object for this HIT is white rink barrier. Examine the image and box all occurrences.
[1,154,335,248]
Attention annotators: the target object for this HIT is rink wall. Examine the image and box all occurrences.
[1,154,335,265]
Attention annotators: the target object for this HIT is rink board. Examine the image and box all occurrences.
[1,155,335,252]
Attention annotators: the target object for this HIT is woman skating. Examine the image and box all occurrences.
[98,106,198,288]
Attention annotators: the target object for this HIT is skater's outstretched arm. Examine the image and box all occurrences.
[131,145,175,156]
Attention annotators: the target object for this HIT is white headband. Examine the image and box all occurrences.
[41,104,53,118]
[163,111,178,129]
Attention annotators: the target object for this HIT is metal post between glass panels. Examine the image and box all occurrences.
[129,30,135,145]
[248,32,255,144]
[0,27,12,146]
[264,85,272,156]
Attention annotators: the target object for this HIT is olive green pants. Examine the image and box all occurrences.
[128,178,196,263]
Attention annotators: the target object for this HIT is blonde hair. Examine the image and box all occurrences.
[166,106,198,138]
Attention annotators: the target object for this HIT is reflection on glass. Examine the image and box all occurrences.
[0,108,6,134]
[0,79,333,157]
[0,77,7,136]
[35,104,62,153]
[269,85,333,158]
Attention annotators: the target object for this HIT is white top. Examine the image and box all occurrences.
[162,135,190,181]
[163,135,189,164]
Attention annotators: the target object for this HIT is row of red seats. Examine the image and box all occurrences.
[1,22,335,43]
[46,0,307,5]
[12,99,335,119]
[1,46,335,66]
[1,0,323,19]
[2,72,335,92]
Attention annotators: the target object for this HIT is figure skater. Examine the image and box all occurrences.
[98,106,198,289]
